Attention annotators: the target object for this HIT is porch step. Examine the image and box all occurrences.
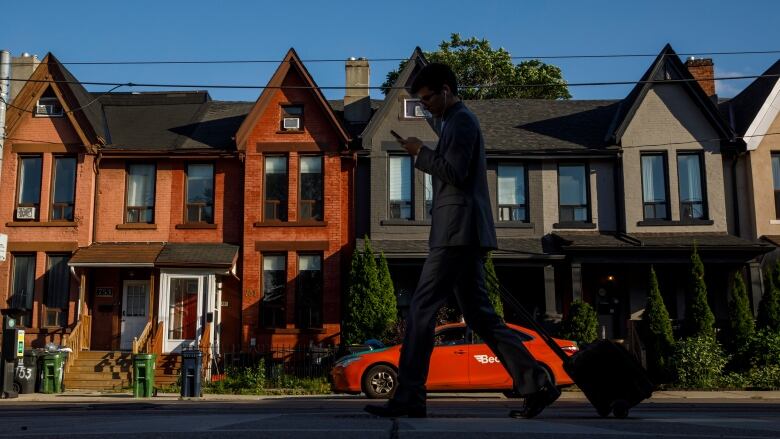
[63,351,182,391]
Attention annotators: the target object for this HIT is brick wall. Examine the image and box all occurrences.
[241,66,352,348]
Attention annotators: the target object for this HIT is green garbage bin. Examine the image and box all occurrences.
[40,352,64,394]
[133,353,156,398]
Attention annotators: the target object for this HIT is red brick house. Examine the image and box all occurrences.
[0,54,100,348]
[235,49,354,348]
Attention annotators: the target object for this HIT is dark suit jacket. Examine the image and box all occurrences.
[415,101,498,250]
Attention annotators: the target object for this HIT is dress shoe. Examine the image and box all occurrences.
[509,384,561,419]
[364,401,427,418]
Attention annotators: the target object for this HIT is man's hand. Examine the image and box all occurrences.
[402,137,423,156]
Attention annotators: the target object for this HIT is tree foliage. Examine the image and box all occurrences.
[686,244,715,337]
[381,33,571,100]
[726,272,755,353]
[484,253,504,319]
[343,239,397,344]
[559,300,599,345]
[757,262,780,332]
[640,266,675,382]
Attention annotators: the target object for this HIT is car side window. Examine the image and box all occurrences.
[434,327,467,346]
[472,328,533,344]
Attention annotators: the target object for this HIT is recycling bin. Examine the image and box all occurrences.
[14,350,39,394]
[133,353,156,398]
[180,350,202,398]
[39,352,64,394]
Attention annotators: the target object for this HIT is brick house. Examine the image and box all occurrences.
[0,54,100,348]
[235,49,355,348]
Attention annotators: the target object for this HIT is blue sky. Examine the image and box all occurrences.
[4,1,779,102]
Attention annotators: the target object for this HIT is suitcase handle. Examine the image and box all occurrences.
[486,270,571,362]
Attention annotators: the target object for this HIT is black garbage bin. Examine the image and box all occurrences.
[180,350,202,398]
[14,350,39,394]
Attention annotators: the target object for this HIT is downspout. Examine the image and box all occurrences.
[731,151,741,237]
[614,150,624,233]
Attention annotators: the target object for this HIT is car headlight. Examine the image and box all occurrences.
[334,355,361,368]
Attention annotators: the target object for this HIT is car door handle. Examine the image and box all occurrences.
[454,349,466,355]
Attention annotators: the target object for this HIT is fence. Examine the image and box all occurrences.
[204,345,341,383]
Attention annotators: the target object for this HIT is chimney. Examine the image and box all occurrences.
[10,52,40,103]
[685,56,716,99]
[344,57,370,124]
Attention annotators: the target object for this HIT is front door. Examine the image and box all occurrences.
[165,276,202,352]
[120,280,149,351]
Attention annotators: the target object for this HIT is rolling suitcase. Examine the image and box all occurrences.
[488,271,654,418]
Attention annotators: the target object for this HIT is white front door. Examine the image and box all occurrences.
[159,271,217,353]
[120,280,149,351]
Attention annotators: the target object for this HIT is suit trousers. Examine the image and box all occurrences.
[392,246,548,408]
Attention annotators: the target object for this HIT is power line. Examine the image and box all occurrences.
[8,49,780,65]
[4,73,777,91]
[0,84,125,115]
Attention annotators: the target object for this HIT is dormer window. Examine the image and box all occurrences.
[281,105,303,131]
[404,99,429,119]
[35,89,63,117]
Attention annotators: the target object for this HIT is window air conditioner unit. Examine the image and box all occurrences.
[283,117,300,130]
[16,206,36,220]
[36,104,62,116]
[414,105,429,118]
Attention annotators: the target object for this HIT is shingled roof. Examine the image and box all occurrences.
[465,99,620,153]
[96,92,253,152]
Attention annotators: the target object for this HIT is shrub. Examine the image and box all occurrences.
[757,263,780,332]
[484,253,504,319]
[724,272,755,371]
[559,300,598,345]
[640,266,675,382]
[745,329,780,368]
[671,335,727,389]
[343,238,397,344]
[685,244,715,337]
[744,365,780,389]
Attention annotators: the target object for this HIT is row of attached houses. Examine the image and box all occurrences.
[1,44,778,388]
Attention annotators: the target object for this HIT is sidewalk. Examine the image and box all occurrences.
[2,390,780,403]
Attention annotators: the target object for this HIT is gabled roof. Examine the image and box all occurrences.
[607,44,735,145]
[359,47,428,141]
[719,59,780,150]
[235,48,350,150]
[5,53,106,150]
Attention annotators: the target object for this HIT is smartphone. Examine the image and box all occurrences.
[390,129,406,143]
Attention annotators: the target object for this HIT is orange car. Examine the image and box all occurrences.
[331,322,578,398]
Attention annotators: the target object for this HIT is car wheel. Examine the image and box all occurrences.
[362,365,397,399]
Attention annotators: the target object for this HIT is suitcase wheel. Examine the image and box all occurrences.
[612,400,630,419]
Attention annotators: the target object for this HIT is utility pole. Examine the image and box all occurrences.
[0,50,10,188]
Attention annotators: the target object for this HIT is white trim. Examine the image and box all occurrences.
[158,269,217,354]
[769,220,780,225]
[745,80,780,151]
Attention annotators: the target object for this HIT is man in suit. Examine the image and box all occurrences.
[364,63,560,419]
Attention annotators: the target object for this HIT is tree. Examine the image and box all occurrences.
[381,33,571,100]
[640,266,675,382]
[726,272,755,351]
[343,239,396,344]
[484,253,504,319]
[376,251,398,339]
[757,262,780,332]
[686,244,715,337]
[559,300,598,345]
